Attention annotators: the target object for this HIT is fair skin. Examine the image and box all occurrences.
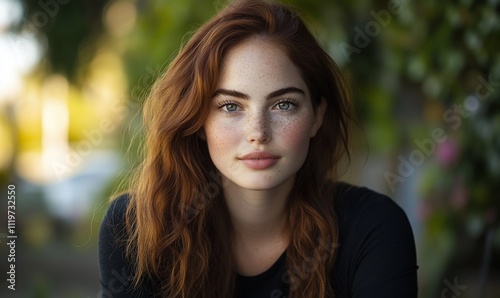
[202,37,326,276]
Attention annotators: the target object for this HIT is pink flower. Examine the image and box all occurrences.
[436,138,459,167]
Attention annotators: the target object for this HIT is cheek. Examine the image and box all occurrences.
[276,117,313,151]
[204,120,239,155]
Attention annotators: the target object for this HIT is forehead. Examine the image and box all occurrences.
[217,38,309,96]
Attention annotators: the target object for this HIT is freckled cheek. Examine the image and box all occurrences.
[275,120,313,150]
[205,121,241,156]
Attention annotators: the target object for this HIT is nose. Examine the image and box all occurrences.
[246,111,271,144]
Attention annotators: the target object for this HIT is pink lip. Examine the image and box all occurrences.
[238,152,280,170]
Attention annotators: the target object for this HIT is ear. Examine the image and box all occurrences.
[197,128,206,140]
[310,97,327,138]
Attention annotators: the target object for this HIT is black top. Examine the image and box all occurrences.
[98,184,418,297]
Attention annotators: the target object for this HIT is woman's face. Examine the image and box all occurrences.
[203,38,325,191]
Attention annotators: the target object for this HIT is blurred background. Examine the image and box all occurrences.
[0,0,499,297]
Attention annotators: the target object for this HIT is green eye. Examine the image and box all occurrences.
[225,104,238,112]
[277,102,291,110]
[216,101,240,113]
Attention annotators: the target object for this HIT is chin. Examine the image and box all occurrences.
[231,175,295,192]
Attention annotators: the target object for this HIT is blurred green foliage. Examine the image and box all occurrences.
[21,0,108,79]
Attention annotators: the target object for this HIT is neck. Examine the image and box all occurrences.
[222,176,294,242]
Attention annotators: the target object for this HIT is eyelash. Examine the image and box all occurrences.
[216,98,299,113]
[275,98,299,110]
[216,100,240,113]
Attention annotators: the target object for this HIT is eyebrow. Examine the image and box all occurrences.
[213,86,305,100]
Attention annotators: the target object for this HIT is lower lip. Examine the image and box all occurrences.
[240,158,279,170]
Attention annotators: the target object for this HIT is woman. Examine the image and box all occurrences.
[98,0,418,297]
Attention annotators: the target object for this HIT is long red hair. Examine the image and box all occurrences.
[124,0,352,297]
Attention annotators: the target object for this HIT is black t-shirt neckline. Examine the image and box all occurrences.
[236,250,287,282]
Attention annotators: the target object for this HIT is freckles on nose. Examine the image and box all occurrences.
[247,112,268,130]
[245,111,273,143]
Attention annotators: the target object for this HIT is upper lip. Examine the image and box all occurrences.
[238,151,280,160]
